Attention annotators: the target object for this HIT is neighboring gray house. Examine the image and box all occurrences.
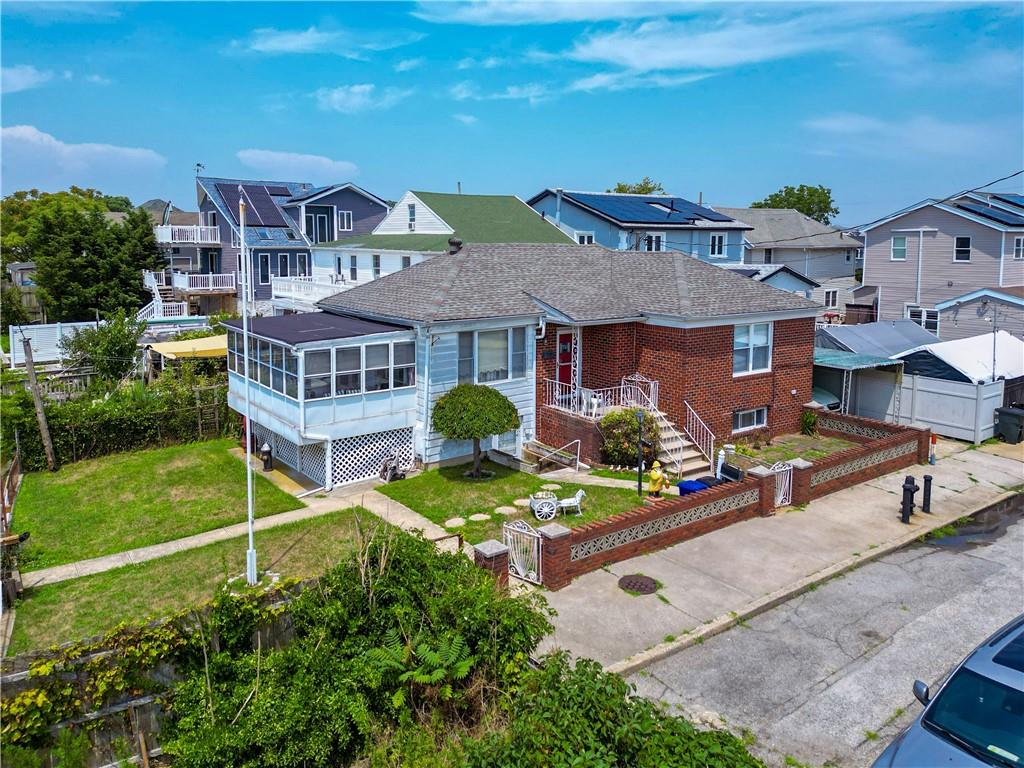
[854,192,1024,341]
[716,263,819,299]
[527,189,750,262]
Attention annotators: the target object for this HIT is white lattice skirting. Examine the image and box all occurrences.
[249,421,413,488]
[810,440,916,487]
[818,415,893,441]
[570,488,759,562]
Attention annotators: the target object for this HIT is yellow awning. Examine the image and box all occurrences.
[148,334,228,360]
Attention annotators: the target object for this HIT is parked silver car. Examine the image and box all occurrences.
[873,614,1024,767]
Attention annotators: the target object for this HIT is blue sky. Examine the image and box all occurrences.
[2,1,1022,225]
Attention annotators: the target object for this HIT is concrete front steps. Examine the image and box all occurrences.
[654,413,713,481]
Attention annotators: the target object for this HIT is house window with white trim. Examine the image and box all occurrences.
[408,203,416,231]
[643,233,664,251]
[207,211,218,228]
[478,330,509,382]
[258,253,270,284]
[456,328,528,384]
[278,253,289,278]
[733,322,772,376]
[891,235,907,261]
[763,248,773,264]
[709,233,726,258]
[823,290,838,309]
[401,255,412,269]
[338,210,353,232]
[1015,236,1024,260]
[856,248,863,260]
[296,253,308,276]
[372,254,381,278]
[906,306,939,333]
[457,332,474,383]
[953,236,972,262]
[733,406,767,434]
[845,249,852,262]
[576,232,594,245]
[349,254,358,282]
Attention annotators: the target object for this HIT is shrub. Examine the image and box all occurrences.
[464,653,766,768]
[431,384,520,477]
[599,408,659,467]
[59,309,146,381]
[801,410,818,436]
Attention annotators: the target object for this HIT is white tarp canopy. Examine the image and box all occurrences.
[895,330,1024,383]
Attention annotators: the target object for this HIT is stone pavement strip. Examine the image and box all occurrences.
[20,485,463,589]
[539,439,1023,670]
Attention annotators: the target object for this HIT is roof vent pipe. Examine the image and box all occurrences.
[448,237,463,255]
[698,191,703,205]
[555,188,563,226]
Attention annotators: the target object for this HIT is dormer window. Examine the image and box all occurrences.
[408,203,416,231]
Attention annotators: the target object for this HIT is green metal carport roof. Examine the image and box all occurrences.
[814,348,903,371]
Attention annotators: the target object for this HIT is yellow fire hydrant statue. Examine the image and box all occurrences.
[648,460,669,498]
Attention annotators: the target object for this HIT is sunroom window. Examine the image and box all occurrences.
[364,344,391,391]
[393,342,416,388]
[304,350,332,400]
[334,347,361,395]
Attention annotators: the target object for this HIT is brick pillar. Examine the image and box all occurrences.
[473,540,509,590]
[538,522,572,591]
[788,457,813,506]
[747,466,777,516]
[910,424,931,464]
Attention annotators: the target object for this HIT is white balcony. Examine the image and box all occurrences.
[271,275,345,303]
[170,271,236,292]
[155,225,221,245]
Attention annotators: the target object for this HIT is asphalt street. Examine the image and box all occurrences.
[629,499,1024,768]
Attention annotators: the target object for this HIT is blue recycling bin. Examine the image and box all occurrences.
[677,480,708,496]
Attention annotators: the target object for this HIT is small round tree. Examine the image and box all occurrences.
[432,384,520,478]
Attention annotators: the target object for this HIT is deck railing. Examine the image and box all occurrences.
[271,275,344,302]
[154,225,220,244]
[542,379,645,419]
[171,272,236,292]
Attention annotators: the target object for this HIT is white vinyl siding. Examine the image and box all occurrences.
[1015,236,1024,260]
[733,322,772,376]
[372,191,454,235]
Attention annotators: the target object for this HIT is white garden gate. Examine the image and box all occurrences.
[771,461,793,507]
[503,520,542,585]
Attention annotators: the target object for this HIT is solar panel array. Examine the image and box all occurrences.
[994,193,1024,209]
[215,183,243,225]
[565,192,734,224]
[957,202,1024,227]
[265,185,292,196]
[216,183,291,227]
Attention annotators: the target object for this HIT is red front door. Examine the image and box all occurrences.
[557,331,573,386]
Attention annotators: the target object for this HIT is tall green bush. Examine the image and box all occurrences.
[431,384,520,477]
[599,408,660,467]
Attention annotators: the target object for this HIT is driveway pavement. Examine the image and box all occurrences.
[629,502,1023,768]
[537,440,1023,667]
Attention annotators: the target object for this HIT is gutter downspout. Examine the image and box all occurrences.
[915,231,923,306]
[422,328,432,464]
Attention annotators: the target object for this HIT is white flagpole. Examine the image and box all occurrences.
[239,187,258,585]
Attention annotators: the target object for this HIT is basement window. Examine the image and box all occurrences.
[733,407,767,434]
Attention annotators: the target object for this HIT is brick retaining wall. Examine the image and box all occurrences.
[537,406,604,465]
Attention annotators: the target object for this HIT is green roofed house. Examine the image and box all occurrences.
[272,190,573,314]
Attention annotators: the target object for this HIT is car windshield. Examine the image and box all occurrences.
[923,667,1024,767]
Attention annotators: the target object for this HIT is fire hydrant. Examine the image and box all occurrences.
[900,475,919,524]
[260,442,273,472]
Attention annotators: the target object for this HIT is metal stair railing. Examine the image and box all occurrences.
[628,386,688,475]
[682,400,715,471]
[533,439,588,472]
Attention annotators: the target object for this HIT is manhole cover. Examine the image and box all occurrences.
[618,574,658,595]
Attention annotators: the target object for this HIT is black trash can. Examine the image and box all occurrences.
[995,406,1024,444]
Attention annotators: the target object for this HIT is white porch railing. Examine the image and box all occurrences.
[682,400,715,468]
[542,378,641,418]
[271,275,344,303]
[171,272,236,292]
[137,300,188,321]
[155,225,220,244]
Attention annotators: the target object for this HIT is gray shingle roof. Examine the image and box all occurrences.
[318,243,818,324]
[713,207,861,249]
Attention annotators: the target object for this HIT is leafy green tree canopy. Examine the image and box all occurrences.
[59,309,146,381]
[607,176,665,195]
[751,184,840,225]
[431,384,520,477]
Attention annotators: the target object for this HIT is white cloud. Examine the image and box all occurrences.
[1,2,121,23]
[1,65,53,94]
[236,149,358,184]
[449,79,548,105]
[395,57,424,72]
[568,70,712,93]
[449,81,479,101]
[456,56,504,70]
[0,125,166,193]
[313,84,413,113]
[452,113,479,125]
[804,113,1003,157]
[231,25,425,58]
[85,74,112,86]
[414,1,694,25]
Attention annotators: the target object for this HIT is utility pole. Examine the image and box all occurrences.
[21,337,58,471]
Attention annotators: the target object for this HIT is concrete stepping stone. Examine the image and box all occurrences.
[468,513,491,522]
[513,498,531,507]
[540,483,562,491]
[494,506,518,516]
[444,517,466,528]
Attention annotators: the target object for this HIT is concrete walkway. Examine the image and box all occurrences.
[539,439,1023,669]
[20,484,461,589]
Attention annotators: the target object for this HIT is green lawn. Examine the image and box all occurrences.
[734,433,854,465]
[12,439,303,570]
[590,467,647,483]
[7,509,363,655]
[379,460,644,544]
[0,333,9,354]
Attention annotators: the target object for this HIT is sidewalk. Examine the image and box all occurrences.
[538,439,1023,670]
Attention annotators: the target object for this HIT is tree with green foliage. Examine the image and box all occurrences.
[1,285,29,331]
[431,384,520,478]
[751,184,840,225]
[607,176,665,195]
[59,309,146,381]
[101,194,133,213]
